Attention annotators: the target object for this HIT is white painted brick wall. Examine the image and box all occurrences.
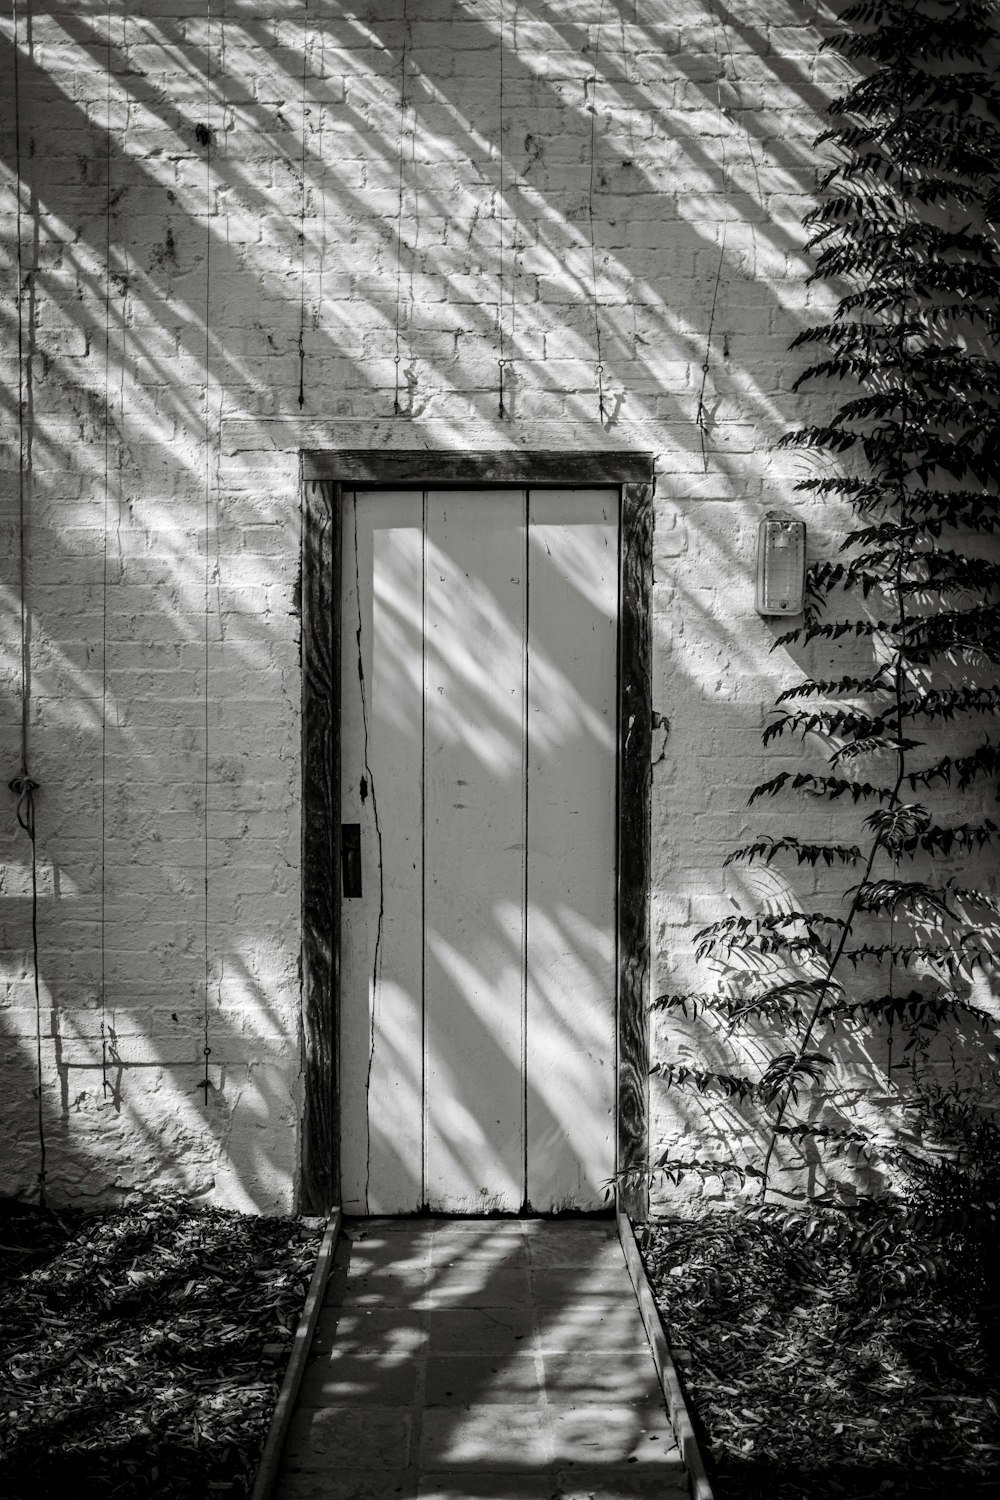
[0,0,993,1214]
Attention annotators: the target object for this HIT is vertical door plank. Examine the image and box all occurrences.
[423,489,527,1213]
[339,490,424,1214]
[526,488,619,1211]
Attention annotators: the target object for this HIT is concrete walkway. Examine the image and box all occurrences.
[276,1217,689,1500]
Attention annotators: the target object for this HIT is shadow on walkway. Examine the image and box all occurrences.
[275,1217,689,1500]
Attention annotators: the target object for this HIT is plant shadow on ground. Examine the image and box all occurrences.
[642,1198,1000,1500]
[0,1196,323,1499]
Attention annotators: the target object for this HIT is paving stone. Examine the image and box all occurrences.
[432,1219,530,1234]
[278,1470,416,1499]
[417,1266,533,1307]
[416,1474,582,1499]
[276,1218,690,1500]
[312,1306,425,1355]
[424,1353,543,1405]
[431,1252,532,1275]
[529,1266,634,1303]
[341,1243,433,1271]
[431,1238,531,1268]
[346,1217,433,1235]
[339,1238,433,1274]
[551,1467,689,1498]
[432,1225,529,1249]
[540,1348,663,1405]
[284,1404,413,1470]
[337,1264,435,1307]
[536,1298,649,1351]
[548,1402,677,1465]
[426,1307,538,1354]
[298,1349,420,1406]
[526,1234,625,1270]
[419,1404,554,1466]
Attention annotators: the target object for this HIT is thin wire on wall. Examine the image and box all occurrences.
[497,0,507,417]
[696,0,764,473]
[297,0,309,408]
[200,6,214,1106]
[392,0,409,414]
[214,5,228,637]
[587,0,607,424]
[618,6,642,364]
[11,2,28,785]
[9,0,46,1204]
[109,7,130,1106]
[316,11,327,338]
[100,0,113,1101]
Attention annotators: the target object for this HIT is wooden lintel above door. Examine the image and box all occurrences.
[302,450,656,488]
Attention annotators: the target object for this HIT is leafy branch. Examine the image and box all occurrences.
[656,0,1000,1205]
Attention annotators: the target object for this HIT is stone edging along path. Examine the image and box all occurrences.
[251,1208,343,1500]
[615,1204,715,1500]
[252,1205,714,1500]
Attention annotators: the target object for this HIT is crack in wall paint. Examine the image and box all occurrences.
[353,496,384,1212]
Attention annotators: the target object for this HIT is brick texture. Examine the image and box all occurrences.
[0,1,993,1213]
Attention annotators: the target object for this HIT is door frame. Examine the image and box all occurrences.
[298,450,654,1218]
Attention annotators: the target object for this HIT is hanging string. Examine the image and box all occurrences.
[316,10,327,335]
[618,6,641,360]
[586,0,607,423]
[215,3,228,625]
[497,0,506,417]
[297,0,308,408]
[201,5,214,1106]
[107,5,131,1106]
[391,0,409,414]
[506,7,518,410]
[12,0,28,785]
[10,0,46,1206]
[99,0,113,1100]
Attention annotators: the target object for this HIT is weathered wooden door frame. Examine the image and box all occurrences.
[298,450,654,1218]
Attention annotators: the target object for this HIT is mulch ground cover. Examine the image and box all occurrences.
[0,1195,323,1499]
[642,1205,1000,1500]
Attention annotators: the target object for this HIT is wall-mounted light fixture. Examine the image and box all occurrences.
[755,510,806,616]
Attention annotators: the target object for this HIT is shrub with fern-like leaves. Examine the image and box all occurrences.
[653,0,1000,1204]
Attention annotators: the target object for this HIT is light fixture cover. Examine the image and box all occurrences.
[755,510,806,616]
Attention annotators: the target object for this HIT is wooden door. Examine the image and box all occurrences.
[339,488,618,1214]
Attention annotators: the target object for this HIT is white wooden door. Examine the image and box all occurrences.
[339,488,618,1214]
